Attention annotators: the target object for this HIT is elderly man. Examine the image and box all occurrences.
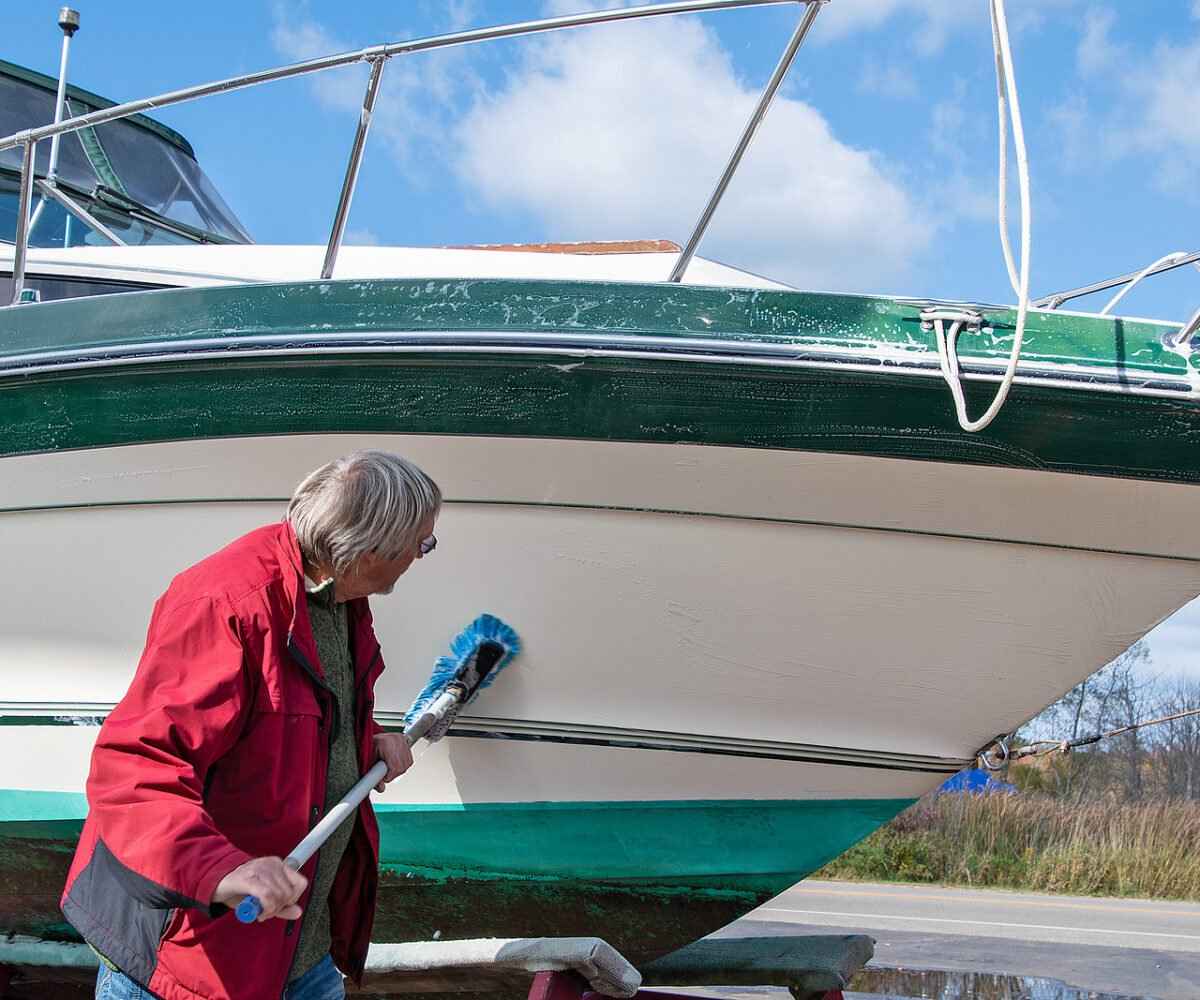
[61,451,441,1000]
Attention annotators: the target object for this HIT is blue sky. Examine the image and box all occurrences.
[3,0,1200,676]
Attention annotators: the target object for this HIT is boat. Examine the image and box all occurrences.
[2,0,1199,968]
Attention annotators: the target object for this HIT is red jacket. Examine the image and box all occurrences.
[62,522,386,1000]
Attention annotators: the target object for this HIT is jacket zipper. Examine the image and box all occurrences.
[287,635,338,753]
[283,634,331,983]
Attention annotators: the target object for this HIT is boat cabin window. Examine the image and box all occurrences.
[0,61,252,248]
[0,272,168,302]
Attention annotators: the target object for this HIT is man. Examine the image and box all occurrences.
[61,450,442,1000]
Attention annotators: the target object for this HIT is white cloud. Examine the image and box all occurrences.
[858,61,919,101]
[1059,9,1200,195]
[441,0,478,31]
[1145,597,1200,680]
[344,227,381,246]
[814,0,979,55]
[1133,36,1200,160]
[1077,7,1122,76]
[271,15,368,110]
[818,0,1090,52]
[453,14,931,292]
[1045,92,1093,172]
[929,79,973,163]
[270,3,479,166]
[920,77,993,225]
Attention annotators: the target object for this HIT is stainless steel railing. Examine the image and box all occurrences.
[1,0,828,306]
[1034,252,1200,311]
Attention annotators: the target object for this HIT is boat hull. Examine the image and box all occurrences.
[0,786,912,960]
[1,278,1198,951]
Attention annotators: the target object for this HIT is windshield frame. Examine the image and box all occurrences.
[0,60,252,247]
[0,165,242,249]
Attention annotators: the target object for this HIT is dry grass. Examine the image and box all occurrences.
[815,793,1200,898]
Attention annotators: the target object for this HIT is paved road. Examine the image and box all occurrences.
[727,880,1200,999]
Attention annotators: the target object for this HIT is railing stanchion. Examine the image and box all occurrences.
[669,0,824,283]
[11,140,37,306]
[322,56,387,280]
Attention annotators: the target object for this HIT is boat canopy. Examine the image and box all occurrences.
[0,60,252,248]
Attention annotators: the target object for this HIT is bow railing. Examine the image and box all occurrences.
[1,0,828,306]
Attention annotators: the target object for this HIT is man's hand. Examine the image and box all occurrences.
[212,857,307,921]
[373,732,415,791]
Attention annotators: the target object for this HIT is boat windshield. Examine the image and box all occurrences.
[0,61,251,247]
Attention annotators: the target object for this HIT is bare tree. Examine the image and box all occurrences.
[1154,677,1200,801]
[1016,641,1161,801]
[1104,643,1154,800]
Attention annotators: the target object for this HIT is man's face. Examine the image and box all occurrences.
[338,514,436,601]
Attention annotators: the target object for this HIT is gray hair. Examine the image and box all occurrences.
[288,450,442,573]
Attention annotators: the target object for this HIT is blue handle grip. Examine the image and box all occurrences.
[235,895,262,923]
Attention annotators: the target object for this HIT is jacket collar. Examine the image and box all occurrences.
[274,521,323,677]
[276,520,374,682]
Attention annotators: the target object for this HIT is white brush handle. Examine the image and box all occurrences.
[287,686,461,866]
[286,686,463,864]
[285,759,387,869]
[236,686,464,923]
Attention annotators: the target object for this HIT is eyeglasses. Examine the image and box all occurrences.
[418,534,437,556]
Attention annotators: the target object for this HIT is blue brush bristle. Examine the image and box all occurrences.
[403,614,520,725]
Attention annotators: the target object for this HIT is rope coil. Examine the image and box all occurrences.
[930,0,1031,434]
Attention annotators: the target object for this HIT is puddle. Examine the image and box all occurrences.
[660,969,1155,1000]
[847,966,1157,1000]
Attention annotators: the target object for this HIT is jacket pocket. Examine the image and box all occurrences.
[207,704,324,841]
[158,906,185,948]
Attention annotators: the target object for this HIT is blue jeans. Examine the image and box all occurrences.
[95,954,345,1000]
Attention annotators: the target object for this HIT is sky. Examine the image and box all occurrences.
[3,0,1200,677]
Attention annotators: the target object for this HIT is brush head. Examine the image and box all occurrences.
[403,614,521,736]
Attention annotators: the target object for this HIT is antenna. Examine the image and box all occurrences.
[47,8,81,184]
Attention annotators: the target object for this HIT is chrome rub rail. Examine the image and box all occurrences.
[0,329,1193,399]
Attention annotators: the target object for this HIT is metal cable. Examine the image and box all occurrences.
[979,707,1200,767]
[1100,251,1196,316]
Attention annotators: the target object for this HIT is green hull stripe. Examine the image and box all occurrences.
[373,797,913,881]
[0,279,1189,375]
[0,279,1197,482]
[0,789,912,883]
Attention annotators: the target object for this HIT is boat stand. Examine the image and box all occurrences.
[355,932,872,999]
[0,931,871,999]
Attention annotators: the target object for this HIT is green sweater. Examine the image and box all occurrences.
[289,579,362,983]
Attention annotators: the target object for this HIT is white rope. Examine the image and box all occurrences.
[933,0,1031,433]
[1100,251,1193,316]
[993,0,1020,300]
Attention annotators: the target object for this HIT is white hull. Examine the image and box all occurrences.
[3,432,1198,806]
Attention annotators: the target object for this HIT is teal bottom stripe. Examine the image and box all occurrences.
[0,789,88,836]
[373,797,914,882]
[0,791,913,885]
